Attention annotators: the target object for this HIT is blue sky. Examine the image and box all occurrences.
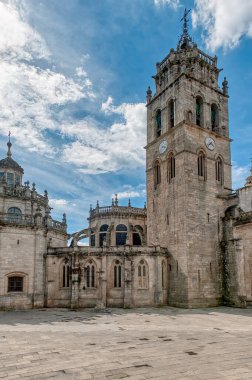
[0,0,252,233]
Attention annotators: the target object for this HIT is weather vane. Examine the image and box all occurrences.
[181,8,191,35]
[178,8,193,49]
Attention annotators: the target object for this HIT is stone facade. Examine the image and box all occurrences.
[0,141,67,309]
[1,13,252,310]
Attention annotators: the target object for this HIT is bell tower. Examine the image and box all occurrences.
[146,9,231,307]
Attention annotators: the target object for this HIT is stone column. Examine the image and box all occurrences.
[97,255,107,308]
[70,252,80,309]
[123,255,133,308]
[154,253,163,305]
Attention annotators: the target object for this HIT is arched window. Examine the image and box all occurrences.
[62,264,70,288]
[90,229,95,247]
[85,261,96,288]
[216,157,223,184]
[156,109,162,137]
[7,207,22,223]
[114,260,122,288]
[99,224,109,247]
[196,96,203,127]
[138,260,148,289]
[211,104,219,131]
[6,172,14,187]
[154,160,161,189]
[116,224,127,246]
[133,233,141,246]
[169,100,175,128]
[198,151,206,179]
[8,276,23,292]
[168,154,175,182]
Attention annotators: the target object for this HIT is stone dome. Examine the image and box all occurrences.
[0,141,24,174]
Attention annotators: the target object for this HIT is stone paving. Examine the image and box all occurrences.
[0,307,252,379]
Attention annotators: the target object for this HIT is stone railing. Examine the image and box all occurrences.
[0,213,67,232]
[235,210,252,226]
[89,205,147,220]
[198,49,217,66]
[0,184,48,205]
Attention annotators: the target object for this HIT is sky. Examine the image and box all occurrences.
[0,0,252,233]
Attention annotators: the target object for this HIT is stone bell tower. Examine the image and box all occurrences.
[145,9,231,307]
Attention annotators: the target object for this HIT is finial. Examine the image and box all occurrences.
[115,193,118,206]
[62,213,67,224]
[44,189,48,199]
[89,204,92,212]
[146,86,152,104]
[128,199,131,207]
[222,77,228,96]
[7,131,12,158]
[32,182,36,191]
[144,201,146,209]
[96,200,99,208]
[178,8,193,50]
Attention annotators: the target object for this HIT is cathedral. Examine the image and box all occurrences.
[1,11,252,310]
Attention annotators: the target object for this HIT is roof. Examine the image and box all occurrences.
[0,156,24,173]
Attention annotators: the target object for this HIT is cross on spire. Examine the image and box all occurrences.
[178,8,193,49]
[7,131,12,158]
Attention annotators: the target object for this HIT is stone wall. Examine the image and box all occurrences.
[46,247,168,309]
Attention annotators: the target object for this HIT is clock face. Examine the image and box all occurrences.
[205,137,215,151]
[159,140,168,154]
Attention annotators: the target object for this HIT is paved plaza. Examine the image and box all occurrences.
[0,307,252,379]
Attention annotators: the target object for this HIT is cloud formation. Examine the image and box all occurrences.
[192,0,252,51]
[0,0,93,153]
[154,0,181,10]
[232,163,249,190]
[61,98,146,174]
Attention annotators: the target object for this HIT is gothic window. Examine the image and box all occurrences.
[7,207,22,223]
[116,224,127,246]
[169,100,175,128]
[156,109,162,137]
[62,264,70,288]
[114,261,122,288]
[198,151,206,179]
[85,261,96,288]
[168,154,175,182]
[8,276,23,292]
[138,260,148,289]
[211,104,219,131]
[154,160,161,189]
[133,232,141,246]
[216,157,224,184]
[196,96,203,127]
[99,224,109,247]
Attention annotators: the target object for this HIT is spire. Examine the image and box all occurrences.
[178,8,193,50]
[7,131,12,158]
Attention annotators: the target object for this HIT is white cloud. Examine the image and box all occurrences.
[0,0,93,153]
[154,0,181,10]
[232,163,249,190]
[61,98,146,174]
[49,198,68,207]
[192,0,252,51]
[0,0,49,60]
[112,184,146,200]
